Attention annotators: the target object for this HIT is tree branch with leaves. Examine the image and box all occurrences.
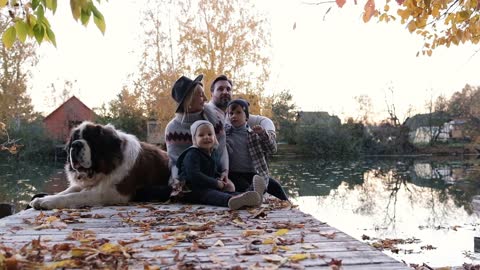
[0,122,22,154]
[1,0,106,48]
[311,0,480,55]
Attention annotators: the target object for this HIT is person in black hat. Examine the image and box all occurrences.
[165,75,232,197]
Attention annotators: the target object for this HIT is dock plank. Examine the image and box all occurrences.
[0,201,410,269]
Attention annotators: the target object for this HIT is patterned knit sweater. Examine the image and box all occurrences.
[165,107,227,180]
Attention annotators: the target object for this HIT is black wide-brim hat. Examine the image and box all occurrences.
[171,74,204,113]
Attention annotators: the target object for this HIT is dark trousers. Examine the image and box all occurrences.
[182,189,239,207]
[229,172,288,201]
[133,185,172,202]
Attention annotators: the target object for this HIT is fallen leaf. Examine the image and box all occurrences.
[71,247,98,257]
[289,253,309,262]
[150,242,177,251]
[275,229,289,236]
[262,238,275,245]
[44,259,80,269]
[263,254,287,263]
[243,230,264,237]
[320,232,336,239]
[328,258,343,269]
[213,240,224,247]
[301,244,317,250]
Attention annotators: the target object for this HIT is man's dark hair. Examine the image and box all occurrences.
[210,75,233,92]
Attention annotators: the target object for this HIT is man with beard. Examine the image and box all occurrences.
[205,75,288,201]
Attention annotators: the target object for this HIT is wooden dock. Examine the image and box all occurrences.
[0,200,410,269]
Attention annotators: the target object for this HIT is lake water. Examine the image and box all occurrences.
[1,156,479,267]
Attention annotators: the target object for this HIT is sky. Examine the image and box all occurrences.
[29,0,480,122]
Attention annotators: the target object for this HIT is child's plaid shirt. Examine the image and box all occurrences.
[225,124,277,177]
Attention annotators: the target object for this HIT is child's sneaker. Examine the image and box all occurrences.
[252,175,266,205]
[228,191,261,210]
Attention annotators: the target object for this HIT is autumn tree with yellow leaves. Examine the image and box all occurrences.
[0,17,36,124]
[176,0,271,115]
[126,0,271,130]
[332,0,480,55]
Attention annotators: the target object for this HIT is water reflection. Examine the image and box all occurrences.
[0,162,67,212]
[270,157,480,267]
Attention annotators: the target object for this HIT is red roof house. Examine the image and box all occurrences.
[43,96,95,141]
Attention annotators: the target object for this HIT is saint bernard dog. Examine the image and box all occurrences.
[30,122,171,210]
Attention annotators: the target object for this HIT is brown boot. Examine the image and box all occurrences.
[228,191,260,210]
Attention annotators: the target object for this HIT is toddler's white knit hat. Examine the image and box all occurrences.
[190,120,214,139]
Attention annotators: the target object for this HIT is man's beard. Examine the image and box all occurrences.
[214,96,230,110]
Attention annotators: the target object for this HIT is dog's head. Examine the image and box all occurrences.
[66,122,124,177]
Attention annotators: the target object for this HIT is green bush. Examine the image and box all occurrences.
[1,119,56,161]
[295,121,365,158]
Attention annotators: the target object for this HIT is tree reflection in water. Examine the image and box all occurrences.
[0,161,66,212]
[269,156,480,267]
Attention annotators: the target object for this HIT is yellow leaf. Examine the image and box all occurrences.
[46,27,56,47]
[71,247,97,257]
[262,238,275,244]
[46,216,59,223]
[278,245,291,251]
[0,252,5,267]
[289,253,309,262]
[407,20,416,32]
[93,13,106,34]
[70,0,81,20]
[100,242,122,253]
[397,9,410,21]
[174,233,186,241]
[45,0,54,10]
[432,5,440,17]
[233,217,244,225]
[0,0,7,8]
[2,26,16,49]
[44,259,80,270]
[275,229,289,236]
[384,4,390,11]
[456,10,470,22]
[14,20,28,42]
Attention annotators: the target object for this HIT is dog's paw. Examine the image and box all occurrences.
[30,197,63,210]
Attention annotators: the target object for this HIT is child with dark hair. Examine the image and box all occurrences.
[177,120,263,210]
[226,99,289,202]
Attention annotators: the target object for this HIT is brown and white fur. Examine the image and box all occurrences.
[30,122,170,210]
